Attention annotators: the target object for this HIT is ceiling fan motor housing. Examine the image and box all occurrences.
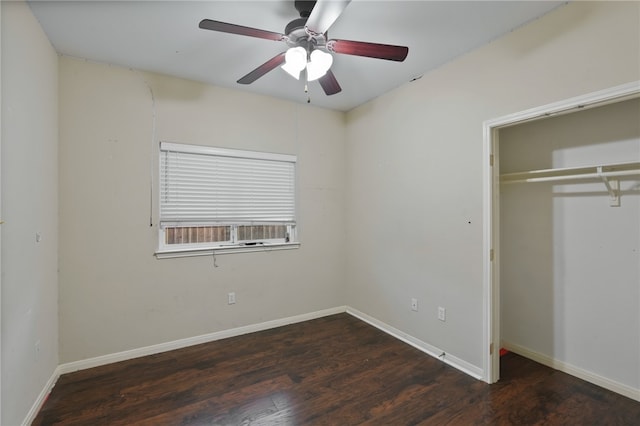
[285,17,308,38]
[285,0,326,51]
[285,17,326,50]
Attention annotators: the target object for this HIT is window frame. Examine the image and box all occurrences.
[155,142,300,259]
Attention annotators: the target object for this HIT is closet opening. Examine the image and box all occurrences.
[482,82,640,401]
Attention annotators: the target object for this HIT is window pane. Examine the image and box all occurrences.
[237,225,287,241]
[165,226,231,245]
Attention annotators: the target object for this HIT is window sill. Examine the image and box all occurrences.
[155,242,301,259]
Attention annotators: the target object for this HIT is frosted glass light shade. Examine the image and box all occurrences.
[281,46,307,79]
[307,49,333,81]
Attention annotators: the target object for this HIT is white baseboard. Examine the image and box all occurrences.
[22,365,63,426]
[346,307,484,380]
[24,308,640,426]
[26,305,489,425]
[24,306,346,425]
[502,341,640,402]
[58,306,347,375]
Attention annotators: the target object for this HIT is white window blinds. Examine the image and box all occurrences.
[160,142,296,226]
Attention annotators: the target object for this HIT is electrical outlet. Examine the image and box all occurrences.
[228,292,236,305]
[411,298,418,312]
[438,306,446,321]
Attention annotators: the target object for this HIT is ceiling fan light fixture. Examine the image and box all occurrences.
[281,46,307,79]
[306,49,333,81]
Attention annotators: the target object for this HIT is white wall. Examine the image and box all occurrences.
[1,1,59,425]
[5,1,640,421]
[345,1,639,372]
[58,57,346,363]
[499,98,639,391]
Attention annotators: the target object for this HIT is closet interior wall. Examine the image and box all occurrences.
[499,98,640,393]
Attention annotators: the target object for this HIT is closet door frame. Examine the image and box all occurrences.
[481,81,640,384]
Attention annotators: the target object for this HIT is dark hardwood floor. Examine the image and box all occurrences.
[33,313,640,425]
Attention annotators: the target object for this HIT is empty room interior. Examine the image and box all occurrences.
[2,0,640,424]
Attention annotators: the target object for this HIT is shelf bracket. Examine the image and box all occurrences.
[597,166,620,207]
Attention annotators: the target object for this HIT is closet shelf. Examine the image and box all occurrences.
[500,161,640,207]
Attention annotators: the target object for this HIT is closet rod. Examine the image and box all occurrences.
[502,169,640,184]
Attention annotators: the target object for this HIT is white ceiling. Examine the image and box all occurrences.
[28,0,565,112]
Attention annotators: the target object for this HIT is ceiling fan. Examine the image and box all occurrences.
[199,0,409,96]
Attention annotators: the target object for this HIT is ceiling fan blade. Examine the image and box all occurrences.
[327,39,409,62]
[319,69,342,96]
[237,52,287,85]
[199,19,284,41]
[305,0,351,36]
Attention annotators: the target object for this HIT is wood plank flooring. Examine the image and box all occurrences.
[33,313,640,425]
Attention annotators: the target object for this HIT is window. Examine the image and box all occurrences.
[157,142,298,256]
